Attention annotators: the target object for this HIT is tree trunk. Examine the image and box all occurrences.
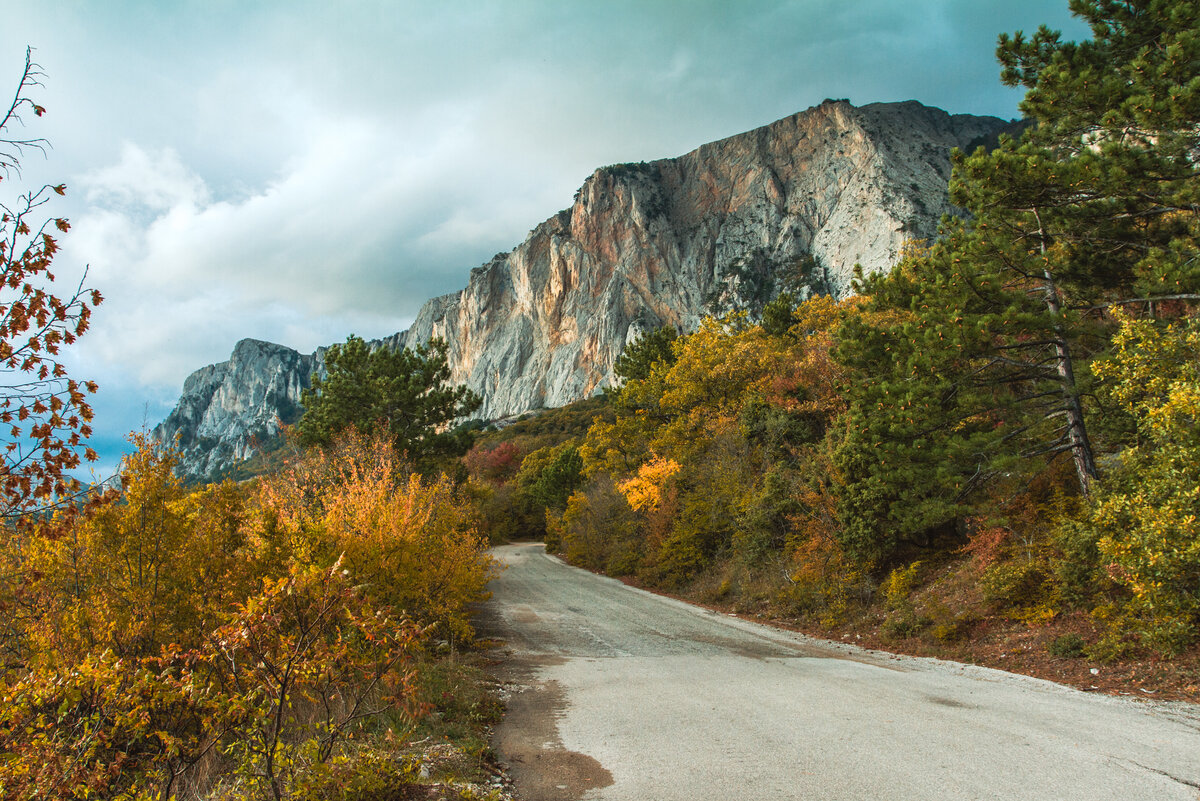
[1034,209,1098,496]
[1044,272,1098,496]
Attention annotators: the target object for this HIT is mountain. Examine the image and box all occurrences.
[153,338,313,480]
[154,99,1011,481]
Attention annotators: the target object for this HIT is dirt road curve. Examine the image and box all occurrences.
[477,543,1200,801]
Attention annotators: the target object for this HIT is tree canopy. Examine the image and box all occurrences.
[612,325,678,385]
[831,0,1200,564]
[296,335,481,470]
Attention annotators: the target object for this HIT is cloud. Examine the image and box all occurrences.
[62,108,571,390]
[2,0,1092,468]
[83,145,209,213]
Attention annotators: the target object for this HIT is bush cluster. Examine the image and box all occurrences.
[0,430,495,799]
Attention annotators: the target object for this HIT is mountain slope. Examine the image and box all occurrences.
[154,99,1010,481]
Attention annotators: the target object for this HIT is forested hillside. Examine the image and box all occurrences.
[2,2,1197,798]
[467,0,1200,684]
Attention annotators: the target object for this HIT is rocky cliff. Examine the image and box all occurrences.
[154,338,314,480]
[155,99,1010,481]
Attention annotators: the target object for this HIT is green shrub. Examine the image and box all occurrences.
[980,560,1047,609]
[931,622,962,643]
[881,610,932,640]
[557,479,639,573]
[881,561,922,609]
[1047,633,1086,659]
[1051,518,1108,607]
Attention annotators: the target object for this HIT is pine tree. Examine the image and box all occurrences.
[955,0,1200,492]
[833,0,1199,565]
[612,325,677,385]
[297,335,480,470]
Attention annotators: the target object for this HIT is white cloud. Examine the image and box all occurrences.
[83,145,209,213]
[61,107,561,392]
[1,0,1091,466]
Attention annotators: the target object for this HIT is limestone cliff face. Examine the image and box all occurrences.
[154,338,313,480]
[155,99,1009,480]
[392,99,1005,418]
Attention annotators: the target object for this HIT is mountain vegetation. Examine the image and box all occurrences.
[154,98,1012,483]
[3,1,1198,797]
[0,64,500,801]
[297,334,481,474]
[1,431,501,799]
[471,0,1200,674]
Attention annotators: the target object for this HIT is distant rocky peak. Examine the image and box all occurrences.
[155,99,1010,482]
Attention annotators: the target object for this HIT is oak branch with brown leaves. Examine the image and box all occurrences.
[0,48,101,524]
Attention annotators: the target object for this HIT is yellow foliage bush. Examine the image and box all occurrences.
[0,429,497,797]
[1081,313,1200,654]
[256,429,497,642]
[13,434,254,665]
[618,456,681,513]
[881,561,922,609]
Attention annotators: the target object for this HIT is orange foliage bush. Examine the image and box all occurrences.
[0,429,494,798]
[11,434,253,666]
[0,559,423,801]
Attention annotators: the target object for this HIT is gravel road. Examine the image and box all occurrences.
[477,543,1200,801]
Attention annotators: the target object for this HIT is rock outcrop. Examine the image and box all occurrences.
[154,338,313,480]
[155,99,1010,481]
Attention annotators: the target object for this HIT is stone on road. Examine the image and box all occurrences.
[478,543,1200,801]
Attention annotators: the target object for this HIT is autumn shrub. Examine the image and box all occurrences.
[256,429,496,643]
[1067,314,1200,655]
[979,560,1049,611]
[0,437,253,797]
[1052,516,1113,608]
[959,519,1011,570]
[10,435,257,668]
[0,648,228,800]
[880,610,933,641]
[290,748,423,801]
[612,456,701,584]
[777,530,869,627]
[462,479,526,544]
[0,429,496,799]
[461,439,548,545]
[881,561,922,610]
[923,590,980,644]
[555,479,640,574]
[208,559,425,801]
[658,431,754,574]
[462,439,522,484]
[693,559,788,613]
[0,557,424,801]
[1047,633,1086,659]
[646,527,707,588]
[542,505,565,554]
[472,441,588,542]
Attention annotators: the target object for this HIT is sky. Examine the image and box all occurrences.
[0,0,1089,476]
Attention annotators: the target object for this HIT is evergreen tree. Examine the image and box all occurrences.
[956,0,1200,491]
[297,335,481,469]
[612,326,677,384]
[833,0,1199,565]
